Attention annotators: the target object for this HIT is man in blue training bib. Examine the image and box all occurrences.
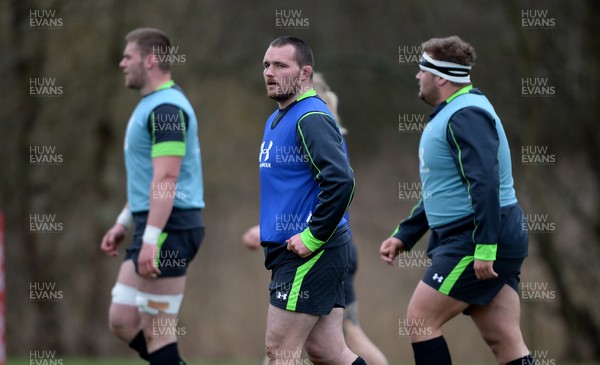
[259,36,365,365]
[100,28,205,365]
[380,36,534,365]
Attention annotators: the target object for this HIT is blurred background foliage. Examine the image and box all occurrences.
[1,0,599,363]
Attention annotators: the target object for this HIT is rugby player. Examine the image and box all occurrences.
[101,28,205,365]
[380,36,533,365]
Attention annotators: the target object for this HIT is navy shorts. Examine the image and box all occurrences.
[269,243,349,316]
[125,220,204,278]
[423,252,523,310]
[343,239,358,305]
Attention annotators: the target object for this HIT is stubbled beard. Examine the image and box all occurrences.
[269,89,297,103]
[125,66,146,90]
[419,88,438,106]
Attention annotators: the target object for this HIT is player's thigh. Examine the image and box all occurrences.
[115,259,140,287]
[138,275,186,295]
[266,304,318,351]
[304,307,346,356]
[343,300,359,326]
[407,280,469,328]
[470,284,523,341]
[470,284,529,363]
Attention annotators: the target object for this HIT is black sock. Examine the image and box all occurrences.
[352,356,367,365]
[149,342,186,365]
[128,331,149,361]
[506,354,535,365]
[412,336,452,365]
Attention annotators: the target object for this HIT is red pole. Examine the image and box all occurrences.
[0,210,5,365]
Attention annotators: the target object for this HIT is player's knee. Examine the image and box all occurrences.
[265,344,276,362]
[304,338,336,364]
[265,340,303,363]
[481,330,501,354]
[109,283,140,334]
[481,323,521,357]
[264,335,281,361]
[406,306,427,329]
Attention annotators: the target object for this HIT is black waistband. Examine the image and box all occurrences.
[132,208,203,231]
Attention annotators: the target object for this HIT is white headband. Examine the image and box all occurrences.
[419,53,472,83]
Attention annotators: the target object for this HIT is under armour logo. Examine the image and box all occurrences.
[276,291,288,300]
[259,140,274,162]
[432,273,444,283]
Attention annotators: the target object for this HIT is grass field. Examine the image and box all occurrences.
[9,359,600,365]
[9,359,260,365]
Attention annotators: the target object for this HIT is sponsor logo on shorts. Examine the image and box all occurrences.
[274,282,310,302]
[276,291,288,301]
[432,273,444,283]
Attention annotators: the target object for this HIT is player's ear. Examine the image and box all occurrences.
[144,52,157,70]
[435,75,449,87]
[301,65,313,81]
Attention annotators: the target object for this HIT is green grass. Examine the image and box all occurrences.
[9,359,260,365]
[10,359,600,365]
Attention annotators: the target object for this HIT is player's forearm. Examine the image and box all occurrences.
[392,197,429,250]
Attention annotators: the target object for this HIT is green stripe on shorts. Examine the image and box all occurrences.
[286,250,325,311]
[154,232,168,268]
[439,255,474,295]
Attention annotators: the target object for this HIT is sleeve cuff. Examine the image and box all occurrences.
[474,243,497,261]
[300,228,325,252]
[391,227,417,252]
[391,225,400,238]
[152,141,186,157]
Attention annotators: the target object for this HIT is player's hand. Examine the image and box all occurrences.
[241,225,261,250]
[286,233,312,258]
[380,237,405,266]
[100,224,127,257]
[474,259,498,280]
[138,243,161,278]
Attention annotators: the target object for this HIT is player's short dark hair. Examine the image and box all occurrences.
[125,27,172,72]
[421,36,476,67]
[270,36,314,69]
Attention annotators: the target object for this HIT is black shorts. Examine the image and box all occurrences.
[422,251,523,310]
[125,223,204,278]
[343,239,358,305]
[269,243,349,316]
